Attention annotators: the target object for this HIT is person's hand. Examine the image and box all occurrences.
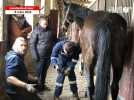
[55,65,59,70]
[24,84,37,93]
[53,64,58,70]
[34,57,40,62]
[32,55,40,62]
[55,65,60,73]
[28,74,38,83]
[31,76,38,84]
[33,76,38,81]
[64,68,70,76]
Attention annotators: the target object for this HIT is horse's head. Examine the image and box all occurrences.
[62,1,93,32]
[62,1,89,43]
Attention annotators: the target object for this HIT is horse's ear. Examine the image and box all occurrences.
[63,0,68,6]
[63,0,71,6]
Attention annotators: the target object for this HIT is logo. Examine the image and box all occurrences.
[4,6,40,14]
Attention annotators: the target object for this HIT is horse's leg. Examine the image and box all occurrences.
[111,45,124,100]
[84,62,95,100]
[84,48,96,100]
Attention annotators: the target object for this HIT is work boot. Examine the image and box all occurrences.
[72,93,80,100]
[84,91,88,97]
[36,84,50,92]
[54,96,61,100]
[44,85,51,91]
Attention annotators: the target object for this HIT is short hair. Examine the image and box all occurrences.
[12,37,27,53]
[39,15,48,22]
[64,41,75,54]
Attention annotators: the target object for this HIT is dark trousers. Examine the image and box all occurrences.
[35,58,50,86]
[54,70,78,97]
[7,92,41,100]
[7,93,25,100]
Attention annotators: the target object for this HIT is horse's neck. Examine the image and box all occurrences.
[70,3,93,18]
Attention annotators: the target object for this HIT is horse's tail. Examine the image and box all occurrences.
[95,21,111,100]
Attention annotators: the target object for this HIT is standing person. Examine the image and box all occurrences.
[51,41,81,100]
[7,14,32,49]
[30,16,55,91]
[4,37,41,100]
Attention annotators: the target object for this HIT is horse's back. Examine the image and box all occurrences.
[83,11,127,45]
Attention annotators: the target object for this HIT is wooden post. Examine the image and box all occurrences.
[50,0,54,9]
[0,0,3,42]
[114,0,118,12]
[40,0,45,14]
[25,0,34,30]
[0,0,6,54]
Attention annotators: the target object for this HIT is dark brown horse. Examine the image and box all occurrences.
[7,14,32,49]
[63,2,127,100]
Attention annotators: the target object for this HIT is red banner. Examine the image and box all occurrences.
[4,6,40,10]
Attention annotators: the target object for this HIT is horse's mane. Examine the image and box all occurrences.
[64,2,93,19]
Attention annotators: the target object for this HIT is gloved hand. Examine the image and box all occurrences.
[33,76,38,82]
[31,76,38,84]
[32,54,40,62]
[24,83,37,93]
[64,68,70,76]
[54,64,60,73]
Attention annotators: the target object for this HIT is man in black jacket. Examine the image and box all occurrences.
[30,16,55,91]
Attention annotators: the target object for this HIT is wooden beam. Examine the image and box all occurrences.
[69,0,97,9]
[71,0,92,4]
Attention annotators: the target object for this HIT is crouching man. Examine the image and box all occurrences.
[4,37,41,100]
[51,41,81,100]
